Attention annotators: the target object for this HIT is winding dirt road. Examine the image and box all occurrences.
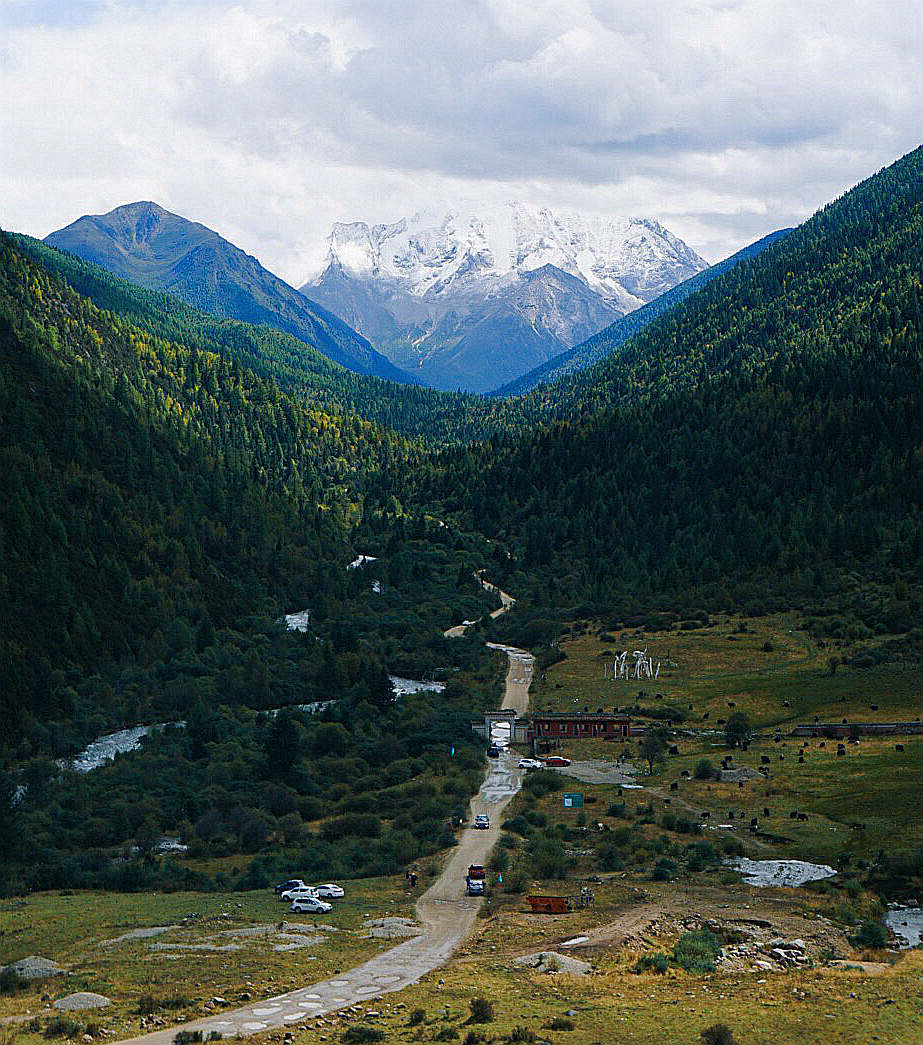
[443,574,516,638]
[116,587,530,1045]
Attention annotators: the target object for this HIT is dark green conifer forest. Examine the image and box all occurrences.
[1,144,921,894]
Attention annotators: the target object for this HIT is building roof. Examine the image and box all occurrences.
[531,711,630,722]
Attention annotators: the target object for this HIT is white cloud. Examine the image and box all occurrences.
[1,0,920,280]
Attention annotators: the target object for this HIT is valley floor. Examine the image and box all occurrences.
[4,611,922,1045]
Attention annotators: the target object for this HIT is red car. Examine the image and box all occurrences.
[544,756,571,767]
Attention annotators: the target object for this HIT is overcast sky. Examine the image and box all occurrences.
[2,0,921,282]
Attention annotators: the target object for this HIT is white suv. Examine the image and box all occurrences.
[281,885,317,902]
[291,896,333,914]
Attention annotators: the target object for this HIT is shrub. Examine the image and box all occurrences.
[545,1016,575,1030]
[489,848,509,872]
[469,998,494,1024]
[724,713,752,749]
[322,813,382,841]
[434,1029,459,1041]
[673,930,722,973]
[0,966,26,994]
[503,815,532,836]
[523,770,564,798]
[508,1028,536,1043]
[530,838,568,879]
[686,841,719,872]
[606,802,627,818]
[341,1028,385,1044]
[694,759,715,780]
[44,1018,81,1039]
[464,1034,484,1045]
[503,872,527,894]
[407,1008,426,1026]
[634,953,670,973]
[834,905,858,926]
[651,857,678,881]
[701,1024,738,1045]
[718,835,744,857]
[138,995,191,1015]
[849,919,888,949]
[598,846,625,871]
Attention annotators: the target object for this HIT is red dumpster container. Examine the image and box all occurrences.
[526,895,572,914]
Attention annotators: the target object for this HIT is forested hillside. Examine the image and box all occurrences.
[545,146,923,412]
[0,234,495,753]
[426,146,923,629]
[16,236,533,445]
[0,231,510,890]
[496,228,791,396]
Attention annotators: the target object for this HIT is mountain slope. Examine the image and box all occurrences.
[496,228,792,396]
[426,145,923,613]
[302,204,707,391]
[16,234,543,445]
[0,229,428,750]
[45,202,412,382]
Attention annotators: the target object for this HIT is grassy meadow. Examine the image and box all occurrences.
[0,879,414,1037]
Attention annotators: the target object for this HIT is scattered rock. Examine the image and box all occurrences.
[53,993,111,1012]
[99,927,175,947]
[365,918,422,939]
[513,952,593,975]
[1,956,64,980]
[150,943,242,952]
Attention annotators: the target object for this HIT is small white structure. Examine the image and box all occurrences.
[347,554,377,570]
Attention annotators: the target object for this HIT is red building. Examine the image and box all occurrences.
[528,712,631,744]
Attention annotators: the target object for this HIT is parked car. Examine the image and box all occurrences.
[466,877,485,896]
[486,744,500,757]
[291,896,332,914]
[281,886,318,902]
[474,814,490,829]
[275,878,307,896]
[518,758,543,769]
[544,756,572,767]
[311,883,344,899]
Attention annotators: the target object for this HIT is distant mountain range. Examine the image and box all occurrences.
[496,228,793,395]
[300,204,708,392]
[45,202,412,383]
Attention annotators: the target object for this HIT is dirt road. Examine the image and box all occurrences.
[443,574,516,637]
[115,602,532,1045]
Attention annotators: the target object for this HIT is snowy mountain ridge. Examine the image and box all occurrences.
[300,203,708,392]
[306,203,706,307]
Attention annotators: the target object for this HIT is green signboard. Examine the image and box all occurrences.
[563,792,584,808]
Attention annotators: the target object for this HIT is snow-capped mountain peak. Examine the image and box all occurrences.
[300,203,708,392]
[312,203,706,306]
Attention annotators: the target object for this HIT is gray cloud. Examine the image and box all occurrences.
[1,0,920,280]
